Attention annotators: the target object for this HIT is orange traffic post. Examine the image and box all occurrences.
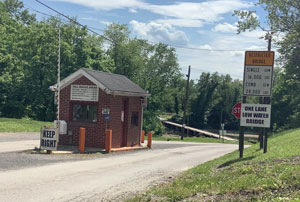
[79,127,85,154]
[106,129,112,153]
[141,130,145,143]
[147,132,152,148]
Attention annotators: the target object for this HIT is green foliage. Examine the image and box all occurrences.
[234,0,300,131]
[0,1,113,121]
[0,117,52,132]
[188,73,242,130]
[129,128,300,201]
[142,110,164,135]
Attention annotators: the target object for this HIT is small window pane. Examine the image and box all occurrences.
[131,112,139,126]
[73,104,97,122]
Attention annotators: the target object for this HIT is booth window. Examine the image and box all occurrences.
[131,112,139,126]
[73,104,97,122]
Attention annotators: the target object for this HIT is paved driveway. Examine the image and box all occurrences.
[0,135,239,202]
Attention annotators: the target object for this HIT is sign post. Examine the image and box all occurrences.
[102,108,110,131]
[239,51,275,158]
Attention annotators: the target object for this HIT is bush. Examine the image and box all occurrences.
[143,110,164,135]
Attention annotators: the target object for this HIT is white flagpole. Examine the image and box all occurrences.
[57,25,61,131]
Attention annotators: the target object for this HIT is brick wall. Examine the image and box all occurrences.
[58,75,142,149]
[127,97,142,146]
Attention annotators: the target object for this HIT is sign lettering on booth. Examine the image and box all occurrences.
[40,127,59,150]
[71,85,98,101]
[240,104,271,128]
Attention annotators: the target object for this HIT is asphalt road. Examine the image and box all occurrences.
[0,133,239,202]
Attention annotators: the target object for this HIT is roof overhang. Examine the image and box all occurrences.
[49,69,150,97]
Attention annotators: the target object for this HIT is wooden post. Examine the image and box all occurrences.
[147,132,152,148]
[239,96,246,158]
[259,97,264,149]
[262,36,272,154]
[106,129,112,153]
[263,97,270,153]
[181,65,191,140]
[79,128,85,154]
[141,130,145,143]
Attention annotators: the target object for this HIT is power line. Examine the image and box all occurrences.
[31,0,267,53]
[34,0,111,42]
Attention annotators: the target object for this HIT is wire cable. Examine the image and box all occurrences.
[35,0,112,42]
[31,0,268,52]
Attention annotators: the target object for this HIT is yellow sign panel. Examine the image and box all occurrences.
[245,51,274,66]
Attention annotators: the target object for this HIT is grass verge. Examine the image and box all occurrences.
[0,117,53,132]
[128,129,300,201]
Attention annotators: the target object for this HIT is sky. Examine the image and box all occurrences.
[22,0,272,81]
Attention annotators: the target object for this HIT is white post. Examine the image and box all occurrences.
[56,26,61,132]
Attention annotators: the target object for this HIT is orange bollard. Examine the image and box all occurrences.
[141,130,145,143]
[106,129,112,153]
[147,132,152,148]
[79,128,85,154]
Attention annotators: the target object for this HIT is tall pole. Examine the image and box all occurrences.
[239,96,246,158]
[263,32,272,153]
[56,26,61,131]
[181,65,191,140]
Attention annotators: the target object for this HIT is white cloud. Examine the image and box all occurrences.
[129,8,137,13]
[53,0,146,11]
[176,28,270,80]
[53,0,253,27]
[212,22,237,33]
[130,20,189,46]
[155,19,204,28]
[99,20,112,26]
[80,17,98,21]
[147,0,251,22]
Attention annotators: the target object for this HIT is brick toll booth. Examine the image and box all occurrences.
[49,68,150,149]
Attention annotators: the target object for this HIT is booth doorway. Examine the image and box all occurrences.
[121,98,129,147]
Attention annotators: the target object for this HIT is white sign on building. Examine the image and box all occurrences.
[240,104,271,128]
[71,85,98,101]
[40,127,59,150]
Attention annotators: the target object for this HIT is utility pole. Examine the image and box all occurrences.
[181,65,191,140]
[263,32,272,153]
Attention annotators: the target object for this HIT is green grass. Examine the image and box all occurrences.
[128,129,300,201]
[0,117,53,132]
[151,135,240,144]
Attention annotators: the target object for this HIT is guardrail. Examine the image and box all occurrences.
[160,119,236,141]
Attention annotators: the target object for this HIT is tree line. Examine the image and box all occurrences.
[1,0,300,134]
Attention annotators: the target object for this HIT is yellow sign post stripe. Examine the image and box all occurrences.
[245,51,275,66]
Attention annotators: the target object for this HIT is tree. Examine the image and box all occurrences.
[207,75,242,130]
[189,72,219,128]
[0,0,35,117]
[234,0,300,130]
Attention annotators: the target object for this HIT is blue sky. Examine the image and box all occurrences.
[23,0,271,80]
